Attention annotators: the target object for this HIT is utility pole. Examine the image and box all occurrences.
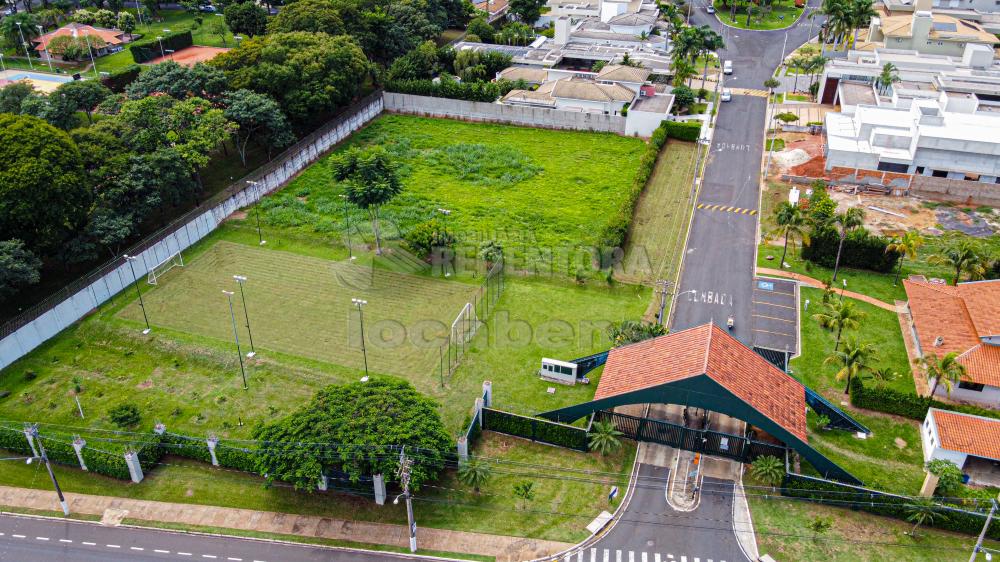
[223,290,249,390]
[655,280,672,325]
[233,275,256,357]
[352,298,369,378]
[247,181,266,245]
[396,447,417,553]
[123,254,151,334]
[969,499,997,562]
[30,426,69,516]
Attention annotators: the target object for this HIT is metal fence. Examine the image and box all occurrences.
[481,407,589,451]
[0,91,385,370]
[595,410,787,464]
[437,257,504,384]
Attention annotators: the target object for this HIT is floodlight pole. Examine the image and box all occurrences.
[341,194,353,259]
[84,33,98,77]
[123,255,151,334]
[16,22,33,70]
[233,275,255,357]
[223,290,249,390]
[156,36,165,58]
[37,25,53,72]
[29,426,69,516]
[969,499,997,562]
[352,298,369,378]
[247,181,266,245]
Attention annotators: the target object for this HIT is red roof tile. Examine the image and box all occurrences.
[930,408,1000,461]
[34,23,128,52]
[904,278,1000,387]
[595,324,808,442]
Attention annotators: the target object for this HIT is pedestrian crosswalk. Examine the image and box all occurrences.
[564,549,727,562]
[728,87,769,98]
[697,203,758,215]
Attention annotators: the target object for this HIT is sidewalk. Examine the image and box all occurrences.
[0,485,571,560]
[756,267,899,312]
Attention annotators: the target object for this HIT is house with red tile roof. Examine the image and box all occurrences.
[903,277,1000,409]
[921,408,1000,487]
[32,23,133,60]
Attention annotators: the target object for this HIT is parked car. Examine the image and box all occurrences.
[706,4,716,13]
[720,88,732,102]
[199,4,217,12]
[723,60,733,74]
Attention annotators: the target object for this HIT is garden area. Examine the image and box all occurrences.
[96,9,237,73]
[712,0,804,30]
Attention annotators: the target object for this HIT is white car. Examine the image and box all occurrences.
[706,4,716,13]
[723,60,733,74]
[720,88,732,102]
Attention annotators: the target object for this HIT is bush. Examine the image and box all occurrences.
[130,30,193,63]
[466,16,495,43]
[404,218,456,259]
[386,76,525,102]
[108,403,142,428]
[775,111,799,123]
[663,120,701,142]
[802,225,899,273]
[672,85,695,110]
[850,379,1000,422]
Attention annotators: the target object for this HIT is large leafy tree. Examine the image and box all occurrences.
[125,61,228,100]
[0,12,40,56]
[55,79,112,124]
[223,89,295,165]
[332,145,403,255]
[509,0,545,24]
[266,0,344,34]
[0,114,88,255]
[0,239,42,301]
[823,337,877,393]
[0,82,35,114]
[211,31,369,123]
[18,90,78,130]
[812,298,864,351]
[386,40,442,82]
[253,379,453,491]
[224,1,268,37]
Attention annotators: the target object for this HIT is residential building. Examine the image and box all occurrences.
[867,0,998,57]
[921,408,1000,487]
[879,0,1000,35]
[903,277,1000,408]
[32,23,133,60]
[472,0,509,22]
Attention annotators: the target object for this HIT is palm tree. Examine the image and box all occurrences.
[769,202,810,268]
[905,499,944,537]
[922,352,966,398]
[620,52,643,68]
[824,337,878,393]
[588,420,624,455]
[829,207,865,282]
[848,0,876,48]
[788,56,807,93]
[672,56,697,87]
[929,237,989,286]
[806,54,829,93]
[457,456,492,494]
[869,367,898,385]
[876,62,901,95]
[659,2,682,38]
[884,230,924,285]
[698,28,725,86]
[813,298,865,351]
[750,455,785,487]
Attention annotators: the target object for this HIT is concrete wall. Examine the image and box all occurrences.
[911,175,1000,207]
[383,92,628,134]
[0,94,385,370]
[932,382,1000,408]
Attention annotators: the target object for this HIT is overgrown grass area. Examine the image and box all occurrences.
[97,9,236,72]
[712,1,803,29]
[0,431,633,542]
[747,476,999,561]
[259,115,647,263]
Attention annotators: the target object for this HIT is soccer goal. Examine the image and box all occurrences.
[147,251,185,285]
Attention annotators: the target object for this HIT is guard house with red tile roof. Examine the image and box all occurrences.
[922,408,1000,487]
[539,323,863,484]
[32,23,133,60]
[903,277,1000,409]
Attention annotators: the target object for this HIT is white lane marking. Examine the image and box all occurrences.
[604,549,609,562]
[154,549,171,553]
[131,546,145,551]
[227,558,243,561]
[643,554,648,562]
[179,552,193,556]
[591,548,597,562]
[656,555,662,562]
[202,556,217,559]
[11,534,25,539]
[617,550,622,562]
[629,551,635,562]
[82,541,96,546]
[36,537,49,541]
[107,544,121,548]
[578,553,584,562]
[59,539,73,543]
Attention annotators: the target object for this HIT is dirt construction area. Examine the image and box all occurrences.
[147,45,230,67]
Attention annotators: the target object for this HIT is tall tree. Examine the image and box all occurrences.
[0,239,42,301]
[884,230,923,285]
[0,12,40,56]
[266,0,344,35]
[823,337,877,393]
[55,79,112,124]
[848,0,876,48]
[929,236,989,285]
[829,207,865,282]
[508,0,545,24]
[224,1,268,37]
[922,352,966,398]
[813,298,864,351]
[125,61,228,100]
[223,89,295,165]
[332,146,403,255]
[768,202,810,268]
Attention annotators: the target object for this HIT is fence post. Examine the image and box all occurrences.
[23,427,39,458]
[475,398,484,429]
[206,436,219,467]
[373,473,386,505]
[457,436,469,462]
[318,474,329,492]
[124,450,144,483]
[72,437,87,471]
[482,381,492,407]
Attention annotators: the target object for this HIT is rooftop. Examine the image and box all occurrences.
[552,78,635,102]
[33,23,128,52]
[929,408,1000,461]
[497,66,549,83]
[877,12,997,44]
[596,64,652,83]
[629,93,674,113]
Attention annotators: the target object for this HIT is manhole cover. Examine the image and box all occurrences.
[647,540,655,547]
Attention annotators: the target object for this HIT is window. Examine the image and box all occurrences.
[932,169,949,178]
[916,166,925,174]
[958,381,986,392]
[878,162,909,173]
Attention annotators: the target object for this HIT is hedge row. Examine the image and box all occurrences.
[802,225,899,273]
[597,121,670,249]
[850,379,1000,422]
[385,78,524,103]
[130,30,193,64]
[0,426,162,480]
[100,64,142,93]
[783,473,1000,540]
[663,120,701,142]
[482,408,588,451]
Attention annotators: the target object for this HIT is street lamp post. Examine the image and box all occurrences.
[233,275,256,358]
[83,33,98,77]
[37,25,53,72]
[340,194,354,260]
[156,36,165,58]
[123,254,151,334]
[223,290,249,390]
[246,181,266,245]
[29,425,70,516]
[352,298,369,378]
[16,22,33,70]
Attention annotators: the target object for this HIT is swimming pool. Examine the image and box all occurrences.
[3,71,73,83]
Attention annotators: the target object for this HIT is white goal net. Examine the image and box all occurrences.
[451,302,480,345]
[147,251,185,285]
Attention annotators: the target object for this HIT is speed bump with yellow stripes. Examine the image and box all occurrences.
[697,203,758,215]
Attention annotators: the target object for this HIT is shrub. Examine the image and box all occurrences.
[802,225,899,273]
[775,111,799,123]
[672,85,695,110]
[108,403,142,428]
[130,30,193,63]
[466,16,495,43]
[404,218,456,259]
[663,120,701,142]
[386,77,526,102]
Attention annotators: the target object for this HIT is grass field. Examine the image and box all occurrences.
[259,115,647,264]
[713,1,804,29]
[97,9,236,72]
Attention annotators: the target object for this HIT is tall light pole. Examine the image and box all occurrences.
[0,54,6,72]
[233,275,256,358]
[969,498,997,562]
[247,181,266,245]
[29,425,69,516]
[156,36,166,58]
[340,194,354,260]
[223,290,249,390]
[16,22,33,70]
[36,25,53,72]
[123,254,151,334]
[83,33,98,77]
[352,298,369,378]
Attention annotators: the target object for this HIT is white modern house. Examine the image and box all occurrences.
[867,0,998,57]
[921,408,1000,487]
[879,0,1000,34]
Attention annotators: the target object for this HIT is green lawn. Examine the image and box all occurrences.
[713,0,804,29]
[97,9,236,73]
[791,287,913,395]
[260,115,647,268]
[0,431,633,542]
[748,475,1000,561]
[766,138,786,152]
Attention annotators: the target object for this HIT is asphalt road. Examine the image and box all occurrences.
[0,514,426,562]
